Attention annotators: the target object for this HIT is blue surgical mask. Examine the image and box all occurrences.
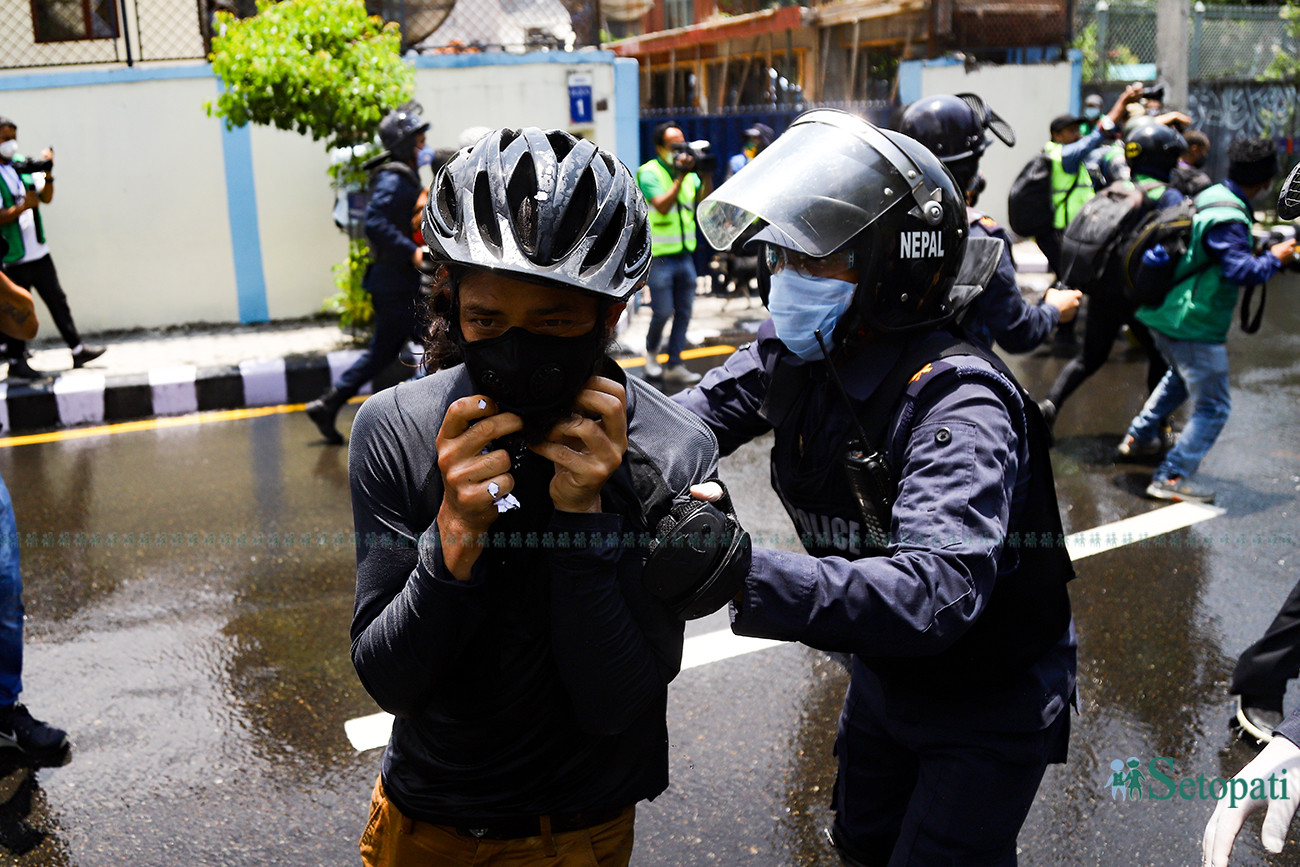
[767,271,857,361]
[417,145,437,167]
[1084,107,1101,121]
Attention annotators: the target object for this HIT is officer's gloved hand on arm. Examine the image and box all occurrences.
[1202,735,1300,866]
[640,479,751,620]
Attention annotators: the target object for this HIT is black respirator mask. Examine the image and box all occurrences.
[455,323,606,443]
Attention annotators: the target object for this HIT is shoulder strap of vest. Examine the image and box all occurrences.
[373,161,420,189]
[856,331,997,452]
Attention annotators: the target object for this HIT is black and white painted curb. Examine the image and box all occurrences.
[0,349,410,436]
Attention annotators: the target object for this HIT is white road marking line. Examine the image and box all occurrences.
[344,631,788,752]
[681,630,784,671]
[344,502,1226,752]
[1065,501,1225,561]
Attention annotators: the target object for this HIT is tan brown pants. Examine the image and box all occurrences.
[359,777,636,866]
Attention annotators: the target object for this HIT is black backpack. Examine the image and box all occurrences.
[1007,152,1059,238]
[1118,195,1248,308]
[1056,180,1159,291]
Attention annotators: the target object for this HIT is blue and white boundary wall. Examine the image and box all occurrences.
[0,52,638,334]
[898,50,1083,232]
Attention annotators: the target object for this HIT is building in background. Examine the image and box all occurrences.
[608,0,1073,111]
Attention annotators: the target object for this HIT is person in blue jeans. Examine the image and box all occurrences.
[636,123,713,384]
[1119,138,1298,503]
[0,264,69,765]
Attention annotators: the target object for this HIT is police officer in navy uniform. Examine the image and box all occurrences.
[676,110,1076,866]
[898,93,1081,354]
[306,106,430,444]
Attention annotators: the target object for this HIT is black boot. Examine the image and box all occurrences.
[305,388,347,444]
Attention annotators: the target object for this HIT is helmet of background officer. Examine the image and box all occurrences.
[1082,93,1104,123]
[1124,120,1187,182]
[457,126,492,149]
[898,92,1015,200]
[698,109,967,357]
[378,105,431,165]
[742,123,774,159]
[420,128,652,434]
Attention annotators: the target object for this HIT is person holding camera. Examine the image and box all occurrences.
[677,111,1075,866]
[0,117,105,380]
[635,122,713,384]
[1117,137,1298,503]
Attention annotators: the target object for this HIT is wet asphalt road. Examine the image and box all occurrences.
[2,277,1300,865]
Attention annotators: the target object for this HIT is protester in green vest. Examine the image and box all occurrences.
[1035,83,1142,277]
[1040,120,1188,431]
[635,123,713,384]
[1118,138,1297,504]
[0,116,105,380]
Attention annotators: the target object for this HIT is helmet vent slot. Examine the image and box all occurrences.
[583,201,625,273]
[546,131,576,161]
[435,168,458,229]
[508,155,539,255]
[474,172,502,251]
[552,170,597,262]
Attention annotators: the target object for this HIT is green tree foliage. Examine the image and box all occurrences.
[324,238,376,336]
[1264,2,1300,81]
[206,0,413,331]
[206,0,415,149]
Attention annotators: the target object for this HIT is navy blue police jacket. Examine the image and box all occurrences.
[363,166,422,303]
[674,320,1076,733]
[961,208,1059,354]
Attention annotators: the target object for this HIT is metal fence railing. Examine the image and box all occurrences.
[2,0,602,72]
[372,0,602,53]
[1073,0,1296,84]
[2,0,212,71]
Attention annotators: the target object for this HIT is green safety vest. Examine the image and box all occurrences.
[1045,141,1094,230]
[637,158,699,257]
[0,158,44,265]
[1137,183,1253,344]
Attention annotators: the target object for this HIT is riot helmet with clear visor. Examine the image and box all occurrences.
[698,109,967,335]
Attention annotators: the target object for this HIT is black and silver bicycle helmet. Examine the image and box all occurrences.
[422,127,652,301]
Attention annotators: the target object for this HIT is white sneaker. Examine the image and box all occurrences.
[644,350,663,378]
[661,364,701,385]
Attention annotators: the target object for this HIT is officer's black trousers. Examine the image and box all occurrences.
[1045,292,1168,412]
[335,295,419,401]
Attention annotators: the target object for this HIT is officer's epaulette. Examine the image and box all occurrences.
[979,215,1000,231]
[906,358,961,393]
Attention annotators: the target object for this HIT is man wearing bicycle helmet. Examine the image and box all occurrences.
[677,110,1076,865]
[348,128,746,866]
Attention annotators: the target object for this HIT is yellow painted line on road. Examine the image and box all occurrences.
[618,344,736,369]
[0,396,368,449]
[1,346,740,448]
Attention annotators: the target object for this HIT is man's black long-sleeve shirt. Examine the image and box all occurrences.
[348,364,718,823]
